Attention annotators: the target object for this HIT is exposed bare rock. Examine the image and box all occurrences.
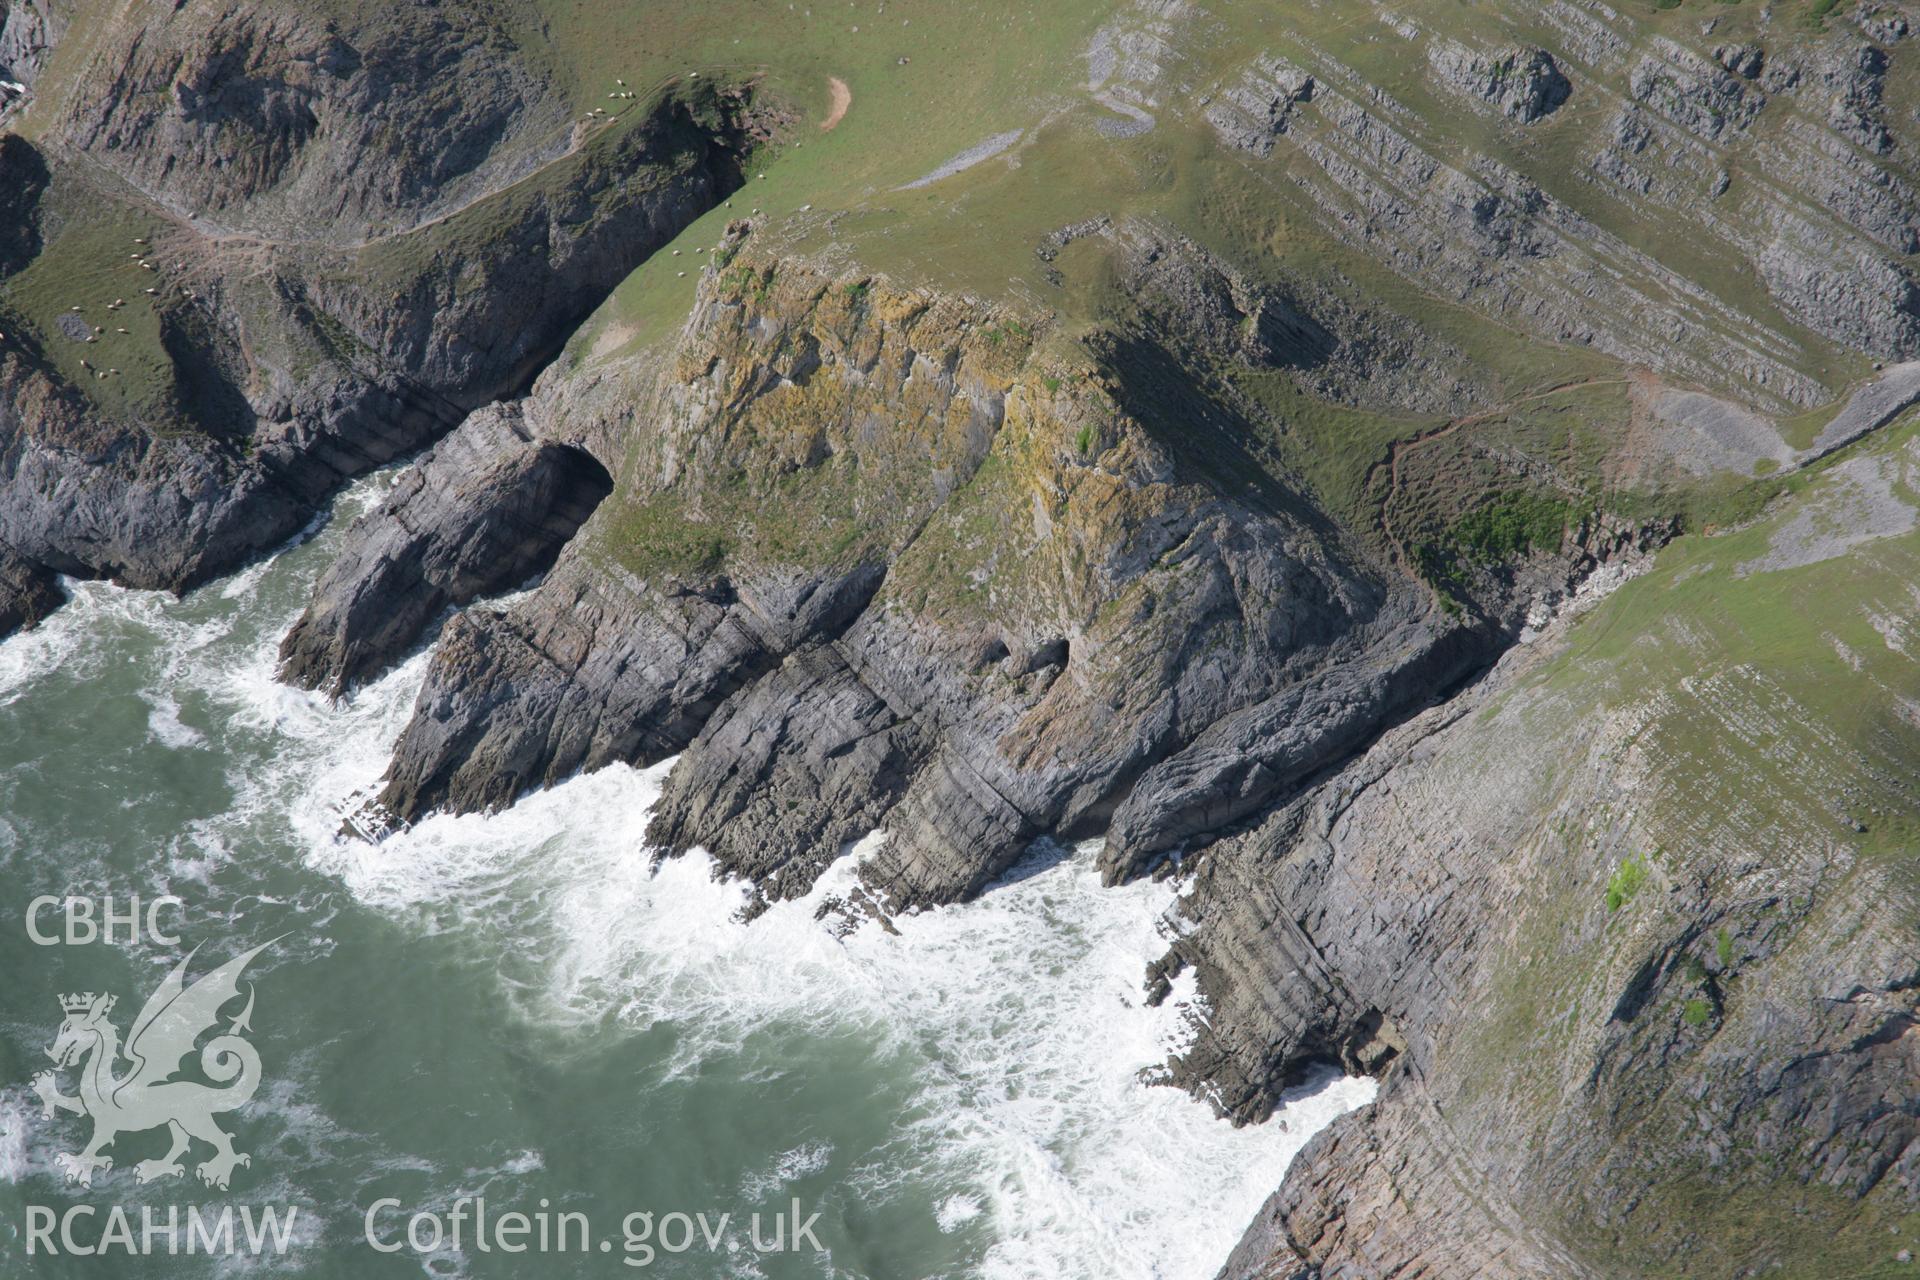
[1209,47,1834,407]
[1819,41,1894,154]
[0,15,763,631]
[1165,523,1920,1275]
[1628,39,1763,142]
[1204,54,1313,157]
[1099,613,1482,882]
[0,0,62,115]
[1643,388,1794,477]
[1427,43,1571,123]
[370,561,882,832]
[1753,230,1920,361]
[277,401,613,695]
[1750,118,1920,255]
[1102,223,1485,415]
[1855,3,1912,44]
[0,538,59,634]
[1713,42,1767,81]
[1221,1094,1590,1280]
[48,1,572,243]
[1803,358,1920,458]
[13,5,1920,1276]
[1535,0,1630,71]
[1085,0,1193,139]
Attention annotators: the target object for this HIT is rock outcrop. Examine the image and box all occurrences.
[1428,43,1572,123]
[0,538,58,632]
[346,239,1493,914]
[1199,4,1920,401]
[277,400,613,694]
[0,1,62,113]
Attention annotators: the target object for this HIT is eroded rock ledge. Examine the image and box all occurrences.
[278,401,612,695]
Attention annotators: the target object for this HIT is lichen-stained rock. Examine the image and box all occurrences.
[366,241,1481,912]
[16,2,1920,1274]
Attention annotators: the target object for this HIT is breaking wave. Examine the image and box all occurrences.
[0,469,1374,1278]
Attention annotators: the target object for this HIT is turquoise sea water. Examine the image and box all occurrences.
[0,475,1370,1279]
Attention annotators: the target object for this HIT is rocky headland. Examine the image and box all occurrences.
[6,0,1920,1275]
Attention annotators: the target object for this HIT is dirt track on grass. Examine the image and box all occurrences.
[822,77,851,130]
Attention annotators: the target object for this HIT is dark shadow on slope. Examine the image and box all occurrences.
[1089,325,1364,585]
[0,135,50,277]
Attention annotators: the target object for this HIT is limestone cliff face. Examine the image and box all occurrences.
[283,196,1893,1280]
[45,0,572,243]
[1173,457,1920,1277]
[277,400,612,695]
[0,2,62,109]
[321,232,1485,913]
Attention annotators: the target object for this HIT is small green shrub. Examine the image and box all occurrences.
[1074,424,1096,456]
[1715,927,1734,968]
[984,319,1031,348]
[1451,491,1571,564]
[1606,855,1650,913]
[1682,998,1712,1026]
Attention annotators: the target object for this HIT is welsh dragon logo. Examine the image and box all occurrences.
[30,942,273,1190]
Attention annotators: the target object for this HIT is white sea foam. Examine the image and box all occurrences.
[936,1192,983,1233]
[0,466,1376,1280]
[0,1092,37,1185]
[0,576,171,702]
[741,1140,836,1201]
[146,691,206,749]
[297,756,1374,1280]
